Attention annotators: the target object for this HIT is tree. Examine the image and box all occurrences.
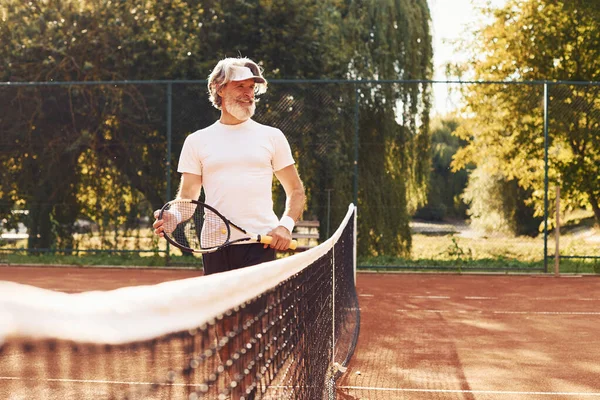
[0,0,190,249]
[0,0,434,255]
[452,0,600,230]
[343,0,433,256]
[414,117,468,221]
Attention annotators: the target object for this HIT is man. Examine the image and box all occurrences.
[153,56,306,275]
[154,57,305,399]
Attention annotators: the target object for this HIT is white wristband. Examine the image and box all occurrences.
[170,209,182,224]
[278,216,295,232]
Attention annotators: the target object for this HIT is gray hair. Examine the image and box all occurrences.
[207,57,268,109]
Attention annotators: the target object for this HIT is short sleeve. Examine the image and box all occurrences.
[271,130,295,171]
[177,135,203,175]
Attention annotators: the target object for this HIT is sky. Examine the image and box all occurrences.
[430,0,480,81]
[429,0,507,114]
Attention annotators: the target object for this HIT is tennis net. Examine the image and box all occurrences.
[0,204,359,400]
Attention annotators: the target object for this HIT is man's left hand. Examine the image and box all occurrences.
[266,226,293,251]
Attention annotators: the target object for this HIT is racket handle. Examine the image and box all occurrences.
[260,235,298,250]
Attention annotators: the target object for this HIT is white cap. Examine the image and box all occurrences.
[230,66,266,83]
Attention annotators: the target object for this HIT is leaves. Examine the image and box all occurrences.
[453,0,600,230]
[0,0,434,255]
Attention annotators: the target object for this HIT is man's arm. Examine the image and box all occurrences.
[275,165,306,222]
[153,173,203,236]
[176,172,203,200]
[268,165,306,250]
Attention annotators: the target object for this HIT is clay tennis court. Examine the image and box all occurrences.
[1,265,600,399]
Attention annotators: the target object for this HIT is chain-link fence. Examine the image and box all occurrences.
[0,80,598,271]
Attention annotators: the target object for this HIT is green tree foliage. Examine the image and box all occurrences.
[0,0,433,255]
[414,117,468,221]
[461,167,541,236]
[344,0,433,256]
[254,0,434,257]
[0,0,184,249]
[452,0,600,231]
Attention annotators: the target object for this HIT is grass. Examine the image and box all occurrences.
[358,229,600,274]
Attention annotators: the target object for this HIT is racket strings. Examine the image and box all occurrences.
[167,202,229,250]
[200,209,229,248]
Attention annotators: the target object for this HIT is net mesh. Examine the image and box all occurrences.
[0,205,359,400]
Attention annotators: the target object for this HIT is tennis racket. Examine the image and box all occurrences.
[158,199,298,253]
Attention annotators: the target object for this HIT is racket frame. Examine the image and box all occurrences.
[159,199,273,254]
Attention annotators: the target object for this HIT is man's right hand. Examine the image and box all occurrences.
[153,210,179,236]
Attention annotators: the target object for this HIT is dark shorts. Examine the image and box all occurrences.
[201,243,276,276]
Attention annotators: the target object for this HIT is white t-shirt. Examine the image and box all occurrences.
[177,119,295,235]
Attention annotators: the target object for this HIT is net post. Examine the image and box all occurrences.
[329,232,337,400]
[353,205,357,285]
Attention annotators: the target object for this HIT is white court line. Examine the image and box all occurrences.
[396,309,600,315]
[494,311,600,315]
[407,295,600,301]
[397,309,459,313]
[338,386,600,397]
[524,297,600,301]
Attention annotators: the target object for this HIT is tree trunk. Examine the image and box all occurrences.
[589,191,600,228]
[27,203,53,251]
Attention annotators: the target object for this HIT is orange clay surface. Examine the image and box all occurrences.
[1,265,600,399]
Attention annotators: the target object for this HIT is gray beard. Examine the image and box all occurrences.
[225,98,255,121]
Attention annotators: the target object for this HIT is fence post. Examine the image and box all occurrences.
[543,82,549,273]
[166,82,173,201]
[554,186,560,277]
[166,82,173,265]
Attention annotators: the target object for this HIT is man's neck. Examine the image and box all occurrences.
[220,111,249,125]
